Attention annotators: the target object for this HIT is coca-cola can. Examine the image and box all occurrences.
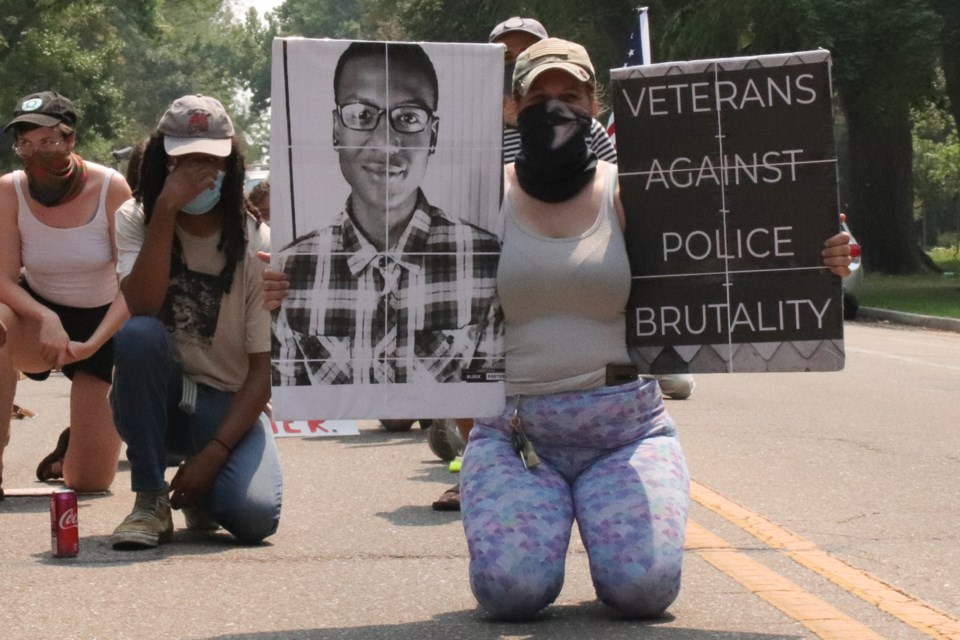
[50,488,79,558]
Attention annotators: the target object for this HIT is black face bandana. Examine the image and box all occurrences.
[503,63,516,96]
[513,99,597,203]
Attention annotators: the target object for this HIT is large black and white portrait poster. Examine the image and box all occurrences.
[270,38,505,420]
[611,50,844,373]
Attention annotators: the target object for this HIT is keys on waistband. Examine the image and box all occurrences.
[509,403,540,470]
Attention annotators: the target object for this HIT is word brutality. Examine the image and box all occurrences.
[634,298,833,339]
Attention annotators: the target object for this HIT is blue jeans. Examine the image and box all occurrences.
[111,316,283,543]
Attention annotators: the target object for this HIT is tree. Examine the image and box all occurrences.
[112,0,273,155]
[656,0,942,274]
[357,0,644,86]
[932,0,960,135]
[276,0,371,39]
[0,1,272,168]
[0,1,162,168]
[817,0,940,273]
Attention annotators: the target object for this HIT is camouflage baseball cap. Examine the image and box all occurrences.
[512,38,595,96]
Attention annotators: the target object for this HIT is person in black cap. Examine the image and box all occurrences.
[489,17,617,165]
[0,91,132,499]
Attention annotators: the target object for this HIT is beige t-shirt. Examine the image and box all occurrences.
[115,198,270,392]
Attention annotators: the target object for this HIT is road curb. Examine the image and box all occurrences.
[858,307,960,334]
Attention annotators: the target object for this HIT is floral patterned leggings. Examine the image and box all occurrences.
[460,379,690,620]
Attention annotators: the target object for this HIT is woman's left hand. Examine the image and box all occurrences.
[257,251,290,311]
[62,340,96,366]
[821,230,853,277]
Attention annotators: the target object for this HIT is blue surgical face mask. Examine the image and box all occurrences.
[180,170,225,215]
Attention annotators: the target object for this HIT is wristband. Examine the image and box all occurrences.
[211,437,232,454]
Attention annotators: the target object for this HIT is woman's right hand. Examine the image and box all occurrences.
[37,311,70,367]
[156,156,221,214]
[256,252,290,311]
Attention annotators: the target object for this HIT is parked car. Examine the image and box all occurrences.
[841,220,863,320]
[244,166,269,195]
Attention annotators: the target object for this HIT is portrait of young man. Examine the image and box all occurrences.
[270,39,505,419]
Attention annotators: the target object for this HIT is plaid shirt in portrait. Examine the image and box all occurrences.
[273,192,503,385]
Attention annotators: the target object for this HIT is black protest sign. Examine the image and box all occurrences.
[611,51,844,373]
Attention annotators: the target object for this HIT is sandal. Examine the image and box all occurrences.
[12,404,36,419]
[431,483,461,511]
[36,427,70,482]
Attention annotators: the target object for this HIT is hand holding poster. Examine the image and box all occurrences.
[270,39,506,420]
[611,50,845,373]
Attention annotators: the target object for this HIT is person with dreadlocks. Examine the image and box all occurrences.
[0,91,130,500]
[109,94,283,550]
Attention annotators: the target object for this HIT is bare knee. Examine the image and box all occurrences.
[64,467,116,493]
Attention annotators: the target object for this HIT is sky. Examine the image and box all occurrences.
[234,0,283,15]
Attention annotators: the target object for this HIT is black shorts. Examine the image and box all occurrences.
[20,280,115,384]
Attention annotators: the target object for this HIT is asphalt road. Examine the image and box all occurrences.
[1,320,958,640]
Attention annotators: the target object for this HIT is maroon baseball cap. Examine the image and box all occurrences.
[157,94,234,157]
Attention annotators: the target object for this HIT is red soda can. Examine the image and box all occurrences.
[50,488,79,557]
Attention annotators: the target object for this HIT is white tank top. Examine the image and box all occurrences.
[497,166,631,396]
[15,164,119,307]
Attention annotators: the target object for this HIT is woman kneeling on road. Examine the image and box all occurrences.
[0,91,129,499]
[458,38,853,620]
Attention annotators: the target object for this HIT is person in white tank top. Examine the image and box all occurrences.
[0,91,131,500]
[457,39,856,621]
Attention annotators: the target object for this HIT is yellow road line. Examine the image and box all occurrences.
[687,522,885,639]
[691,480,960,640]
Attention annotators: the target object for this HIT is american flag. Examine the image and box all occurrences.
[607,7,651,147]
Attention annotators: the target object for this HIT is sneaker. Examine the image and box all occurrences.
[427,419,464,461]
[183,506,220,531]
[380,419,416,432]
[111,491,173,550]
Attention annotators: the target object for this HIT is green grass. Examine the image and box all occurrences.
[857,248,960,319]
[927,246,960,273]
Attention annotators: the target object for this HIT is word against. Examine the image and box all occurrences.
[270,419,361,437]
[635,298,833,338]
[642,149,804,190]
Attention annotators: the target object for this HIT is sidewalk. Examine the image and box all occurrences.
[858,306,960,333]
